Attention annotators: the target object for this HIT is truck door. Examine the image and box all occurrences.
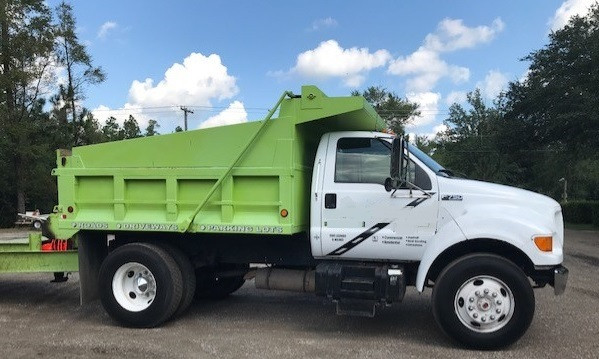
[318,132,439,261]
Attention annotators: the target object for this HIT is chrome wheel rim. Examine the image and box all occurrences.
[112,262,157,312]
[454,275,515,333]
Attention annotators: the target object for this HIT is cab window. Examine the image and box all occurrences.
[334,137,432,190]
[335,138,390,185]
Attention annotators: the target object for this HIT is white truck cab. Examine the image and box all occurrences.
[310,131,567,349]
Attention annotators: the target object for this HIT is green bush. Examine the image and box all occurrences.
[561,200,599,225]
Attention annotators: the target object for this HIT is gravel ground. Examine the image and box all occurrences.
[0,229,597,359]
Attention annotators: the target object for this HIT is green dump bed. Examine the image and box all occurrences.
[50,86,385,239]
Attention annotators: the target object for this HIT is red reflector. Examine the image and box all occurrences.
[280,209,288,217]
[42,239,70,252]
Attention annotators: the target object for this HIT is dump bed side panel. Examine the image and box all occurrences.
[50,86,385,240]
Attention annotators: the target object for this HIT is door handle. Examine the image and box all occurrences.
[325,193,337,209]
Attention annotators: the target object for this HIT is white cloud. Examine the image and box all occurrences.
[389,48,469,92]
[476,70,509,99]
[433,123,448,135]
[423,18,505,52]
[198,101,248,129]
[288,40,391,87]
[93,52,239,130]
[97,21,117,39]
[417,123,449,141]
[92,104,111,117]
[308,17,338,31]
[406,92,441,128]
[129,53,238,108]
[445,90,467,105]
[388,18,504,92]
[549,0,595,31]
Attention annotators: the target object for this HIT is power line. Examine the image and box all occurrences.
[91,104,271,112]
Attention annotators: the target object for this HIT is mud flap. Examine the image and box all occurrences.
[78,232,108,304]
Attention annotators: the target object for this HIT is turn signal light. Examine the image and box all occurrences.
[533,235,553,252]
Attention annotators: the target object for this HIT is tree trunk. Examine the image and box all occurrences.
[15,154,26,213]
[64,41,78,145]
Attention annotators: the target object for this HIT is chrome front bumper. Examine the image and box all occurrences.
[553,266,569,295]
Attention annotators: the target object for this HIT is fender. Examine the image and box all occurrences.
[415,208,465,291]
[415,205,562,292]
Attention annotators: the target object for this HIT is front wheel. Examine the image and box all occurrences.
[432,254,535,349]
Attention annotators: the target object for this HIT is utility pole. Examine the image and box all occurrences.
[180,106,194,131]
[559,177,568,203]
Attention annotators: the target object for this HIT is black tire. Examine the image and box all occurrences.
[99,243,183,328]
[195,264,248,300]
[158,242,196,317]
[431,253,535,350]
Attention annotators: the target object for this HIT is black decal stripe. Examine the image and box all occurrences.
[406,197,427,207]
[327,223,390,256]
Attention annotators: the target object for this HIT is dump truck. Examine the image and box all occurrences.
[2,86,567,349]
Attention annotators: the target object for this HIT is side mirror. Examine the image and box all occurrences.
[385,136,407,192]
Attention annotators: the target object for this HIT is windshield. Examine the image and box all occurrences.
[407,143,445,173]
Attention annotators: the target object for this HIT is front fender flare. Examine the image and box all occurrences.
[416,211,466,291]
[415,206,558,292]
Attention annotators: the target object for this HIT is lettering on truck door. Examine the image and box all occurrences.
[319,133,439,261]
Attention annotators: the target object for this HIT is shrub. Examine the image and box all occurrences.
[561,200,598,224]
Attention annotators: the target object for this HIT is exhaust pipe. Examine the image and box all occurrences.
[254,268,315,293]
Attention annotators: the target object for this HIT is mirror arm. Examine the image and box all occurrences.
[405,181,432,198]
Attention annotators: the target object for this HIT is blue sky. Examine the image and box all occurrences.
[50,0,596,136]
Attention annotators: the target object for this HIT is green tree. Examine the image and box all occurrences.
[503,3,599,198]
[351,86,420,135]
[145,119,160,136]
[414,135,435,156]
[123,115,141,139]
[54,1,105,145]
[102,116,124,141]
[0,0,55,216]
[78,110,105,145]
[435,90,519,183]
[174,126,183,133]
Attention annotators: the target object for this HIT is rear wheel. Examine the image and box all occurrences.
[99,243,183,328]
[159,242,196,317]
[195,264,248,300]
[432,254,535,349]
